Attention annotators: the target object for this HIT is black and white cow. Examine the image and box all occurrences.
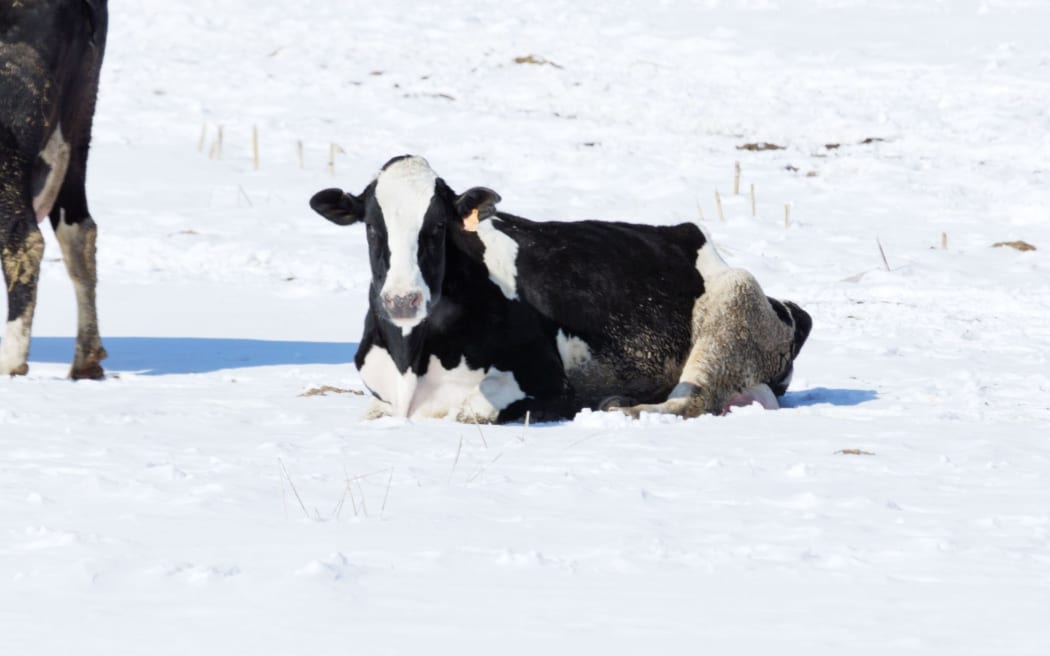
[1,0,108,378]
[310,155,811,423]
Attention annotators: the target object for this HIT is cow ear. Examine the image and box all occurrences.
[455,187,502,222]
[310,188,364,226]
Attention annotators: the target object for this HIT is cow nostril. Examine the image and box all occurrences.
[383,291,425,318]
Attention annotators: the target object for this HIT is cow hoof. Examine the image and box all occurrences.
[70,362,105,380]
[6,363,29,377]
[599,395,636,412]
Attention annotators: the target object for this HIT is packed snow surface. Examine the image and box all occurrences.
[3,1,1050,654]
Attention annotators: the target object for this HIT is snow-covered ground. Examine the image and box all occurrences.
[4,1,1050,653]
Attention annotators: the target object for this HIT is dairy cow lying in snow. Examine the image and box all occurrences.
[1,0,108,378]
[310,156,811,423]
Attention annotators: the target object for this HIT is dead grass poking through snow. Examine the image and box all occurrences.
[992,240,1037,252]
[513,54,563,69]
[300,385,365,397]
[835,449,876,456]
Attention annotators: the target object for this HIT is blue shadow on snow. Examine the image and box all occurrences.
[779,387,878,408]
[29,337,358,376]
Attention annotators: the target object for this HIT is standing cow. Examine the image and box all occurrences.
[311,155,811,423]
[1,0,108,378]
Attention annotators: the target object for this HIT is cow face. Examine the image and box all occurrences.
[310,155,500,333]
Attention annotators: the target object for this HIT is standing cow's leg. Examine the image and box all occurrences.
[49,158,106,380]
[0,148,44,376]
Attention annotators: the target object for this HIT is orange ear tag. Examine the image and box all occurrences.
[463,208,480,232]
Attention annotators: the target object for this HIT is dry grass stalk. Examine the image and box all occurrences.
[381,468,394,514]
[297,140,304,170]
[513,54,563,69]
[876,238,891,271]
[278,458,310,519]
[941,232,948,250]
[715,191,724,222]
[343,465,358,517]
[328,143,345,176]
[750,183,756,217]
[449,436,464,484]
[237,185,253,208]
[252,126,260,171]
[993,240,1036,252]
[835,449,876,456]
[300,385,364,397]
[784,203,791,228]
[736,142,785,151]
[197,122,207,152]
[733,161,741,195]
[467,452,503,483]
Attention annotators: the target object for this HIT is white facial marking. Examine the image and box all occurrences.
[359,345,418,418]
[556,329,592,371]
[695,228,731,280]
[476,218,519,300]
[33,123,71,222]
[0,318,30,374]
[374,157,439,332]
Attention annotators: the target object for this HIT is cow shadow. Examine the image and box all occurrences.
[29,337,357,376]
[779,386,878,408]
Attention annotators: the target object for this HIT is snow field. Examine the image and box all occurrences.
[3,1,1050,653]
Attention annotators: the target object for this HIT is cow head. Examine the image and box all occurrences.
[767,299,813,397]
[310,155,500,333]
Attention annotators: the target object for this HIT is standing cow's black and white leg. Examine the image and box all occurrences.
[1,1,108,379]
[0,144,44,376]
[48,102,107,379]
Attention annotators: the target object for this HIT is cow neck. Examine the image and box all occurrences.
[445,222,492,297]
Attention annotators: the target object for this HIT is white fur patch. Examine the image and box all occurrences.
[374,157,438,332]
[0,318,29,374]
[409,355,487,419]
[476,218,519,300]
[695,230,731,280]
[33,123,71,222]
[556,330,592,371]
[376,355,526,422]
[359,345,417,418]
[452,367,526,423]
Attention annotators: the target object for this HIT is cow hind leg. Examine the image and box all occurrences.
[614,269,795,419]
[0,178,45,376]
[53,212,106,379]
[50,163,106,379]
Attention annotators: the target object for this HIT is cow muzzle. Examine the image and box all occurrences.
[382,290,425,321]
